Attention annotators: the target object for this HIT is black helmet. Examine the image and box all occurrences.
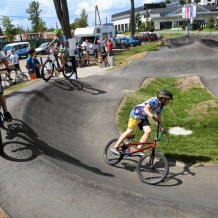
[157,90,173,100]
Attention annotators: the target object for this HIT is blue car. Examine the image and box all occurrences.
[128,37,141,47]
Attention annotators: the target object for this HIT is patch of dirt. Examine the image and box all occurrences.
[176,76,204,92]
[141,77,155,87]
[188,100,218,120]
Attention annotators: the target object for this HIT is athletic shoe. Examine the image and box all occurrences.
[110,147,120,155]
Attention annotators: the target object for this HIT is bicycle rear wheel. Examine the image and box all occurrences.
[103,138,123,166]
[41,60,54,81]
[17,73,28,83]
[63,59,74,79]
[137,152,169,185]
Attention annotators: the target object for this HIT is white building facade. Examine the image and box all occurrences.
[111,3,218,31]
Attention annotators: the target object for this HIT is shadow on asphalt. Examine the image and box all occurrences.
[0,119,113,177]
[48,79,107,95]
[107,156,208,187]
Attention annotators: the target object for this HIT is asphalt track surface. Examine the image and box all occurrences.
[1,36,218,217]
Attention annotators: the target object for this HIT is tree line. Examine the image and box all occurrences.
[0,0,88,41]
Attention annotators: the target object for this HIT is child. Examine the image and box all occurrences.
[99,46,109,67]
[25,49,37,80]
[111,90,173,156]
[33,53,41,78]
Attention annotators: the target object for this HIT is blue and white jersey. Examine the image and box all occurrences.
[130,97,162,119]
[53,35,67,48]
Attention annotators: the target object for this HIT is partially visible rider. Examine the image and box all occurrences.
[48,28,68,69]
[0,52,14,122]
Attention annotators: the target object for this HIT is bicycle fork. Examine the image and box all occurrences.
[149,148,156,169]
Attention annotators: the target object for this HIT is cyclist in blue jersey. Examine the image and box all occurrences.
[48,28,68,69]
[111,90,173,155]
[0,52,14,122]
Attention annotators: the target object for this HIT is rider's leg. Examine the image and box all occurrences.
[111,117,141,154]
[137,125,151,149]
[0,95,12,122]
[113,128,133,149]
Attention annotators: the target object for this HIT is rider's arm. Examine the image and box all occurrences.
[144,104,154,119]
[1,57,15,70]
[156,113,164,131]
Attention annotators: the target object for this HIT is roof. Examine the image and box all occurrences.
[111,4,218,18]
[5,42,29,46]
[111,6,144,18]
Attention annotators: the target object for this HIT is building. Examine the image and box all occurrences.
[111,2,218,31]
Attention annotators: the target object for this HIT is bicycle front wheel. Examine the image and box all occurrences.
[41,60,54,81]
[103,138,123,166]
[137,152,169,185]
[63,59,74,79]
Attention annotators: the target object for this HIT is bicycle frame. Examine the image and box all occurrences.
[123,123,164,156]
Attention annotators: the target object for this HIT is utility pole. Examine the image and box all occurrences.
[95,5,101,26]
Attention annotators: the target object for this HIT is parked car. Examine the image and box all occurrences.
[139,32,158,42]
[115,37,130,49]
[128,37,141,47]
[35,42,50,55]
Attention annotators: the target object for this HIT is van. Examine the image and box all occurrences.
[2,42,30,58]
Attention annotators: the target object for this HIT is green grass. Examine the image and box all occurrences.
[114,42,160,67]
[116,78,218,165]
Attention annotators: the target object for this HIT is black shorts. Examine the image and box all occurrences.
[138,117,150,130]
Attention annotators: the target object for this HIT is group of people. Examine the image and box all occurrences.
[0,28,68,124]
[98,38,113,68]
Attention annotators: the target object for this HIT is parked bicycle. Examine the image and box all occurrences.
[0,68,28,89]
[103,123,169,185]
[41,49,74,82]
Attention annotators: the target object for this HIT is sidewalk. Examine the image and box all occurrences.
[19,58,112,80]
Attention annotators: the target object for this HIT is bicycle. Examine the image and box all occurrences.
[103,123,169,185]
[41,49,74,82]
[0,68,28,89]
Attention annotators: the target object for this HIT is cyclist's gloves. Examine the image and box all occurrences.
[162,129,167,134]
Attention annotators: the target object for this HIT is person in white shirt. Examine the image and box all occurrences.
[9,49,20,70]
[82,39,90,64]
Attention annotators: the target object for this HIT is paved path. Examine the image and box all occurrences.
[1,37,218,217]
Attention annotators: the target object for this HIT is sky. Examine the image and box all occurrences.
[0,0,160,31]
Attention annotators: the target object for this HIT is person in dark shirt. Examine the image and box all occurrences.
[33,53,41,78]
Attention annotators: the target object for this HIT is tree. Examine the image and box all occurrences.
[26,1,46,32]
[146,20,155,32]
[0,16,17,41]
[53,0,71,39]
[0,27,3,36]
[206,17,215,33]
[135,12,142,30]
[130,0,135,37]
[71,9,88,29]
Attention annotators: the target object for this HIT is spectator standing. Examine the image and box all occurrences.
[25,49,37,80]
[33,53,41,78]
[3,50,10,61]
[103,39,108,53]
[107,39,113,56]
[3,50,14,81]
[82,39,90,64]
[99,46,109,67]
[9,49,20,70]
